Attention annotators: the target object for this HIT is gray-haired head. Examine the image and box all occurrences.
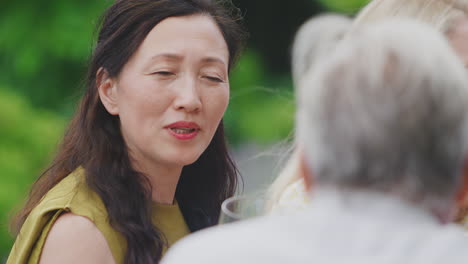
[291,14,351,86]
[353,0,468,33]
[297,19,468,216]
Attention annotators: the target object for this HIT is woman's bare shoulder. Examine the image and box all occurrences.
[39,212,115,264]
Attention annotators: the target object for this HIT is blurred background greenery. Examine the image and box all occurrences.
[0,0,369,260]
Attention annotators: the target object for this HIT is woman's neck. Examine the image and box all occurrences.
[134,160,183,205]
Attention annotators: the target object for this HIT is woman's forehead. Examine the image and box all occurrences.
[136,15,229,61]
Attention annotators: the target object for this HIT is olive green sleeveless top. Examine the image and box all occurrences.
[7,168,190,264]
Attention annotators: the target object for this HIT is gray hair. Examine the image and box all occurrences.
[292,14,352,86]
[298,19,468,213]
[353,0,468,33]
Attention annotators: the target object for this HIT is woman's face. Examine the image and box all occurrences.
[101,15,230,170]
[448,17,468,67]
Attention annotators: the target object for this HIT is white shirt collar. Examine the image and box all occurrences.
[306,187,440,227]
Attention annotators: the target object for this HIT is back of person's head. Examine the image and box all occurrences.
[298,19,468,217]
[265,14,352,211]
[353,0,468,33]
[292,14,352,86]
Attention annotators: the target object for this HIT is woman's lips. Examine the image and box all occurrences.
[165,121,200,140]
[167,128,199,140]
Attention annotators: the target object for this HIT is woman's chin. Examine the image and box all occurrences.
[171,154,203,167]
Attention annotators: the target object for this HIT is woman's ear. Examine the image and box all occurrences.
[447,17,468,67]
[97,67,119,115]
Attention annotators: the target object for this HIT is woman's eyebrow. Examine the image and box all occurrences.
[142,53,182,69]
[145,54,227,68]
[200,56,227,68]
[150,53,183,62]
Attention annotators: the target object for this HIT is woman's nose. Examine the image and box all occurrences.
[173,76,202,113]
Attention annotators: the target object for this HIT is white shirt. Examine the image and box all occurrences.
[162,189,468,264]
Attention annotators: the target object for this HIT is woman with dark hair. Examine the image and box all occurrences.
[7,0,246,263]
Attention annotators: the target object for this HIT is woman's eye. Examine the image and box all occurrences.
[154,71,174,76]
[204,76,224,83]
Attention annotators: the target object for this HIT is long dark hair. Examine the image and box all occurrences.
[12,0,246,262]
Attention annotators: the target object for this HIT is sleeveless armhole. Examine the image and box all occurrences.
[28,209,68,263]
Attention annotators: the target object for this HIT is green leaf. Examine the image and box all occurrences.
[317,0,370,14]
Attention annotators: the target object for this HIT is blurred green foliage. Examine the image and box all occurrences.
[0,1,110,112]
[226,50,296,144]
[318,0,370,14]
[0,0,369,260]
[0,88,65,260]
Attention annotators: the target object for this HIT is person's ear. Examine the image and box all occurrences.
[456,158,468,210]
[97,67,119,115]
[447,17,468,67]
[298,150,313,192]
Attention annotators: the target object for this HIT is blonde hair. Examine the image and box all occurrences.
[265,149,301,211]
[266,14,351,212]
[353,0,468,33]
